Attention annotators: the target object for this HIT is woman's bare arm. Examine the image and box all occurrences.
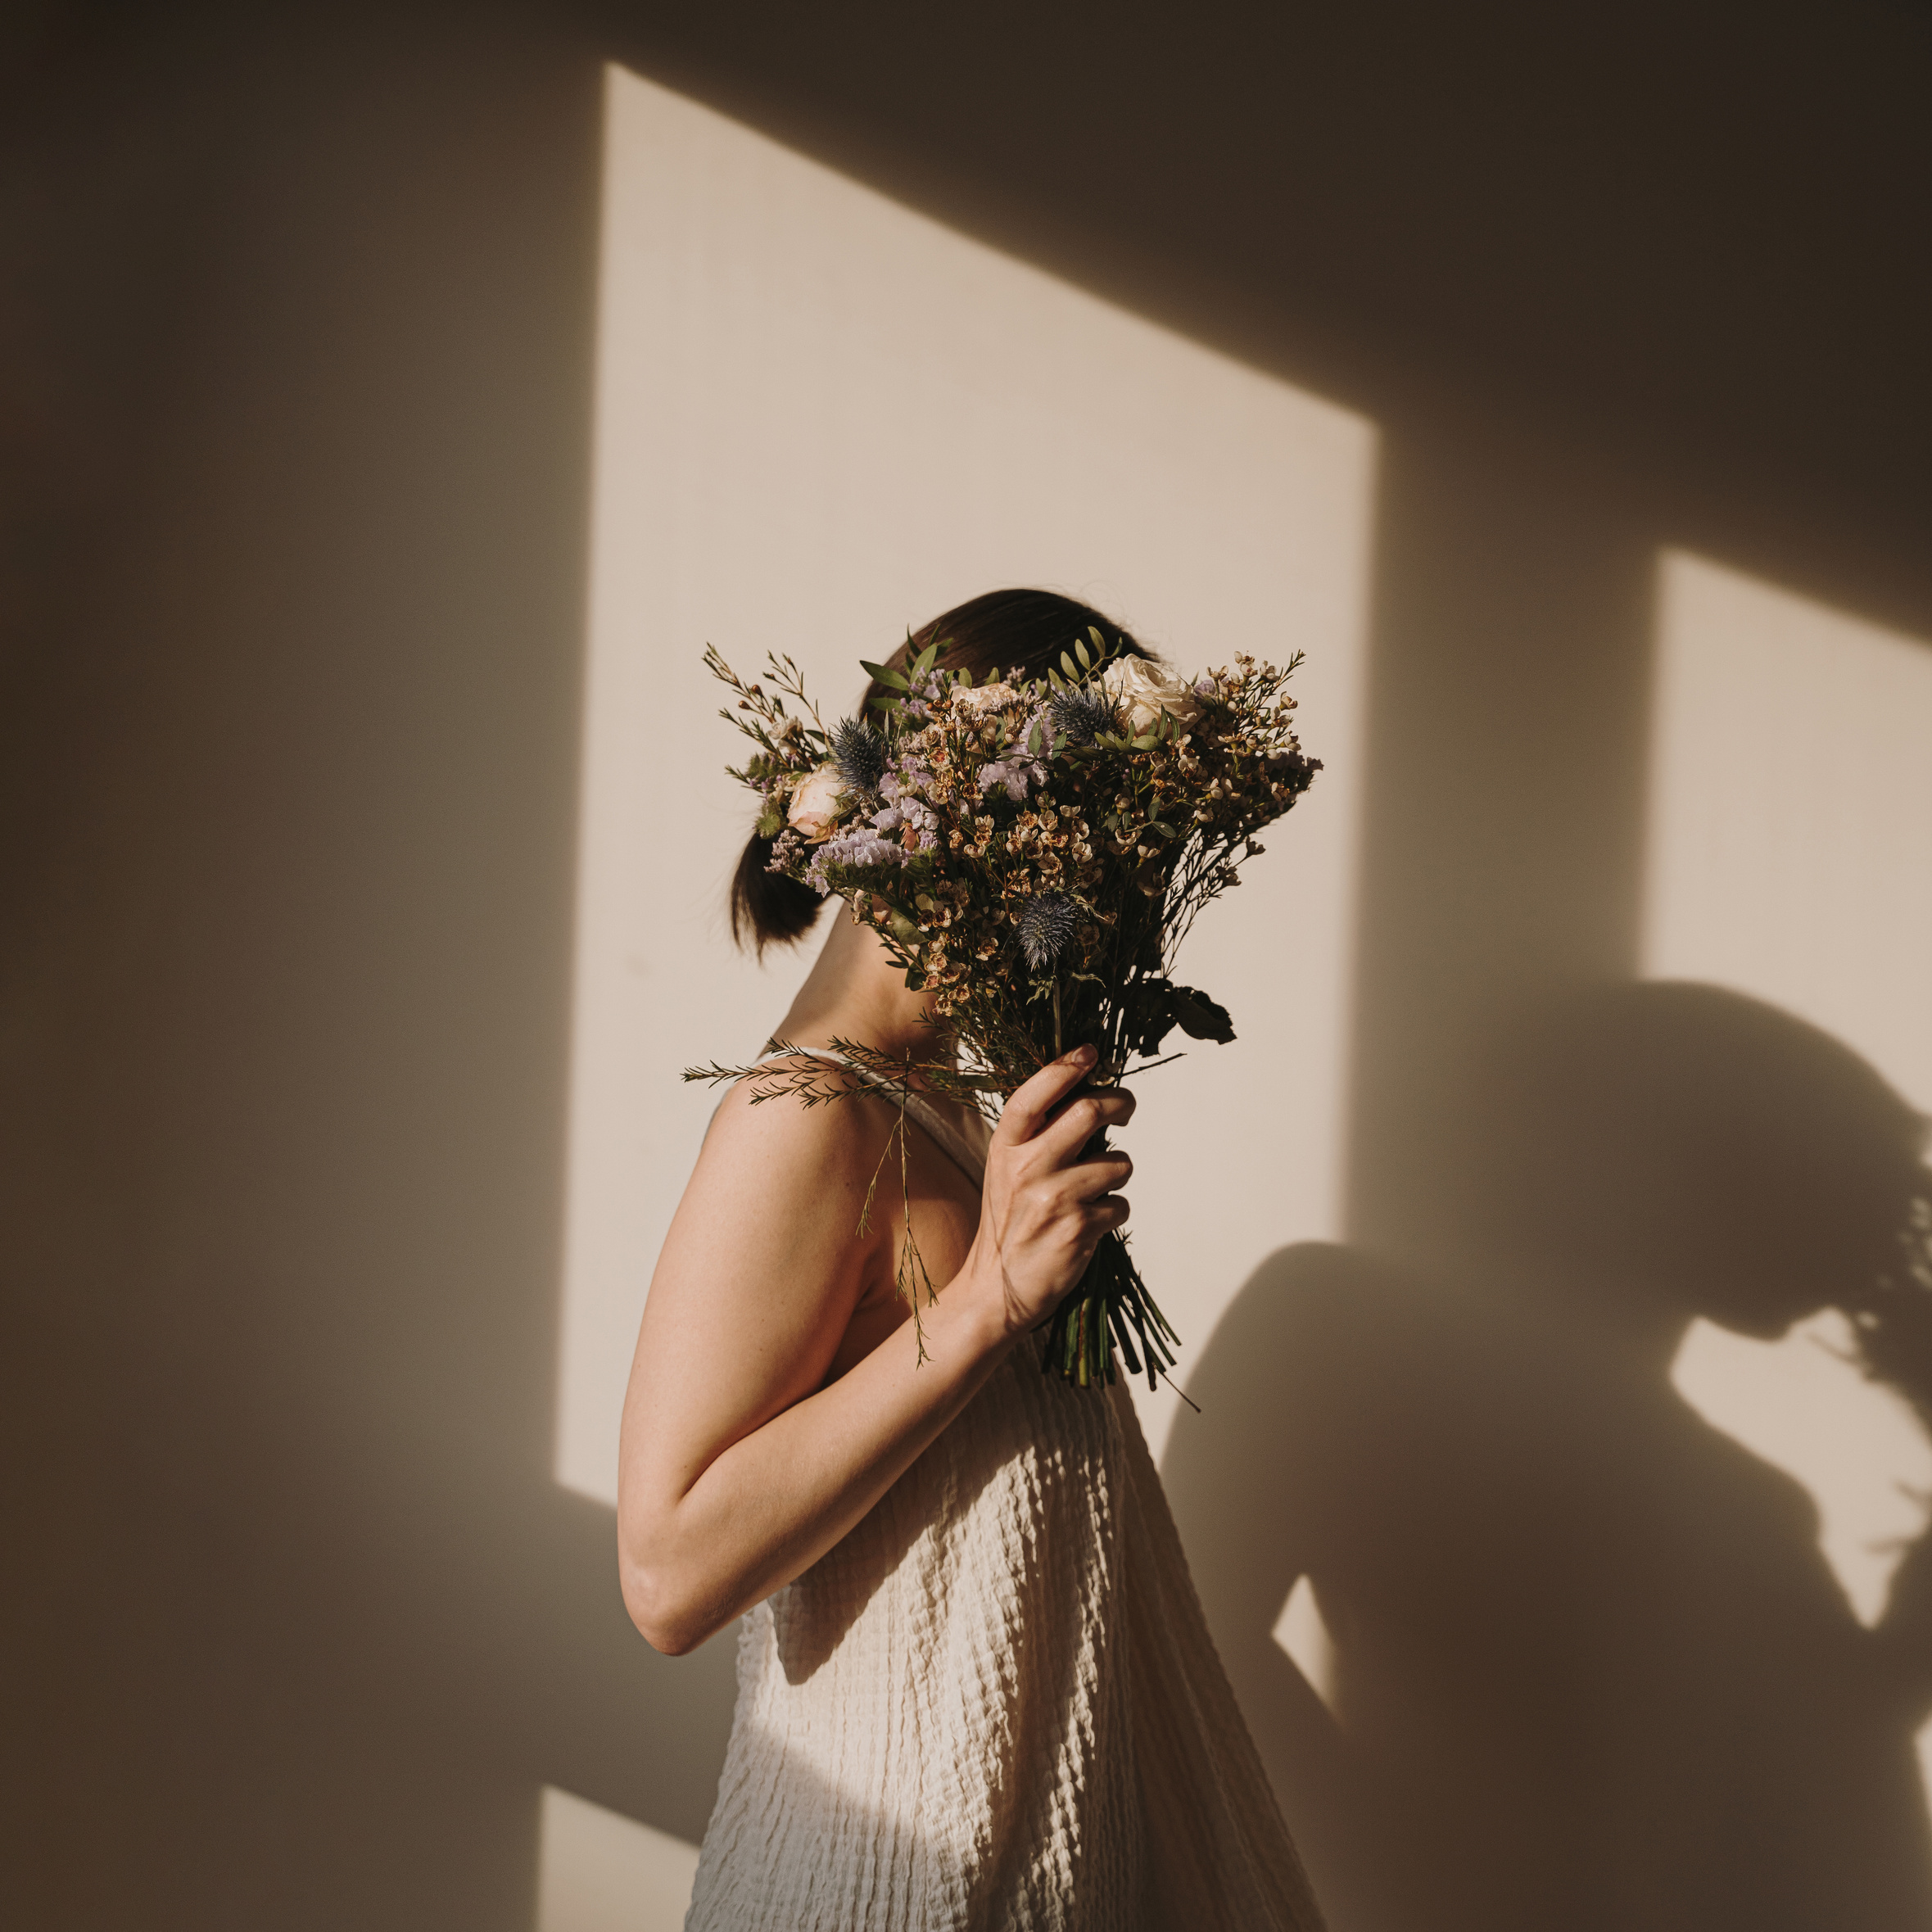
[617,1046,1133,1654]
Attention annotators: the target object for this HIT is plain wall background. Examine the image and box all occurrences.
[555,67,1374,1504]
[5,2,1931,1927]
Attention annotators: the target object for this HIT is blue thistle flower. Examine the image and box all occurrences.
[830,716,887,793]
[1016,893,1080,972]
[1047,685,1119,747]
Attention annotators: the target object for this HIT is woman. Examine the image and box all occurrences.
[618,590,1324,1930]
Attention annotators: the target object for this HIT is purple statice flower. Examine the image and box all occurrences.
[880,755,934,800]
[874,758,939,846]
[806,829,912,889]
[976,753,1045,802]
[977,704,1052,800]
[896,671,948,723]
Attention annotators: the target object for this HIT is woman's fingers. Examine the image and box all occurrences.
[1031,1085,1137,1167]
[1056,1148,1132,1204]
[994,1045,1098,1148]
[1061,1190,1130,1249]
[1020,1173,1129,1251]
[980,1047,1141,1329]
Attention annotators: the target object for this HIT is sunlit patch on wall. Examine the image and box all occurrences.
[552,66,1376,1499]
[1671,1310,1932,1627]
[1644,553,1932,1106]
[1643,550,1932,1766]
[538,1786,699,1932]
[1274,1573,1342,1715]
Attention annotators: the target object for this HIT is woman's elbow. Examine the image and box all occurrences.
[618,1545,716,1657]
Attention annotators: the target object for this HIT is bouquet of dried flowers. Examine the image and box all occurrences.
[685,627,1320,1391]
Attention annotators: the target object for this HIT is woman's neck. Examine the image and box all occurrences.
[776,901,952,1066]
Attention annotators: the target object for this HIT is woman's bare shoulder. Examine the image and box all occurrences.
[643,1061,903,1360]
[695,1056,903,1194]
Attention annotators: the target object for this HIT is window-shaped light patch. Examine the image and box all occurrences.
[1644,550,1932,1632]
[538,1787,699,1932]
[554,66,1375,1499]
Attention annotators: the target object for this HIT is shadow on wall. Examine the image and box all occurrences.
[1165,981,1932,1932]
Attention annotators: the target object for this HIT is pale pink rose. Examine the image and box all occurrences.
[785,764,847,841]
[1099,657,1202,735]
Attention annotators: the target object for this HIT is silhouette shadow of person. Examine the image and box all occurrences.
[1162,980,1932,1932]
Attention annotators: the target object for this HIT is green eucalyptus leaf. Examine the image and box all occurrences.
[862,659,909,690]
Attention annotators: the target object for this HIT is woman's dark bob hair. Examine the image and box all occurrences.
[731,588,1152,954]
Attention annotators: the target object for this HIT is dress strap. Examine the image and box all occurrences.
[751,1047,987,1188]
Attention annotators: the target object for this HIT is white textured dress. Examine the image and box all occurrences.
[685,1071,1324,1932]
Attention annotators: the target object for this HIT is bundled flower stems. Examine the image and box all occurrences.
[685,629,1320,1391]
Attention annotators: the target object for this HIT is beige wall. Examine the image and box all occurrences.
[557,69,1372,1503]
[6,5,1931,1929]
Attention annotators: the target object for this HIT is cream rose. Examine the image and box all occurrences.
[951,680,1016,714]
[785,763,847,841]
[1099,657,1203,735]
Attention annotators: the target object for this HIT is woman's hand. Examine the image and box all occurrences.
[971,1044,1136,1336]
